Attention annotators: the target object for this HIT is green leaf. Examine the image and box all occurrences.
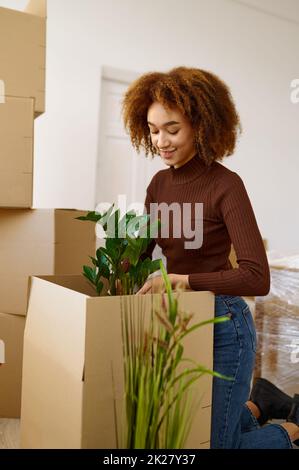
[127,215,149,238]
[96,280,104,295]
[122,244,140,267]
[83,265,96,283]
[160,260,176,325]
[95,249,110,278]
[116,211,137,239]
[96,247,110,265]
[106,237,122,262]
[173,344,184,369]
[96,246,112,263]
[106,208,121,238]
[75,211,103,223]
[139,218,160,240]
[97,204,115,231]
[149,259,161,274]
[100,263,110,280]
[89,256,98,267]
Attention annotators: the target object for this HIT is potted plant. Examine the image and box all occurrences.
[78,206,231,449]
[76,204,161,296]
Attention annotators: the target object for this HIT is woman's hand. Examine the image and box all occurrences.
[136,273,190,295]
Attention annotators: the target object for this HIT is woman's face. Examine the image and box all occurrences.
[147,101,197,168]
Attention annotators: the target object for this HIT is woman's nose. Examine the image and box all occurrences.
[157,133,170,148]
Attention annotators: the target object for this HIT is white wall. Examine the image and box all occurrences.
[1,0,299,254]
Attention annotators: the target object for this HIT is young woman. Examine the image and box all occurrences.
[121,66,299,448]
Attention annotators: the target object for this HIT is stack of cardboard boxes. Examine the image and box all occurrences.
[0,0,45,207]
[0,1,95,419]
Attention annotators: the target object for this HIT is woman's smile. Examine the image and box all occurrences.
[160,149,176,159]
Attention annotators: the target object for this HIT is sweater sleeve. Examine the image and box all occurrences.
[188,172,270,296]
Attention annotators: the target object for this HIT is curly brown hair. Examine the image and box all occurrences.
[121,66,242,166]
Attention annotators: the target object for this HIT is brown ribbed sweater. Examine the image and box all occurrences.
[143,153,270,296]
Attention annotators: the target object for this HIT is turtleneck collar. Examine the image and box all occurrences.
[169,152,209,184]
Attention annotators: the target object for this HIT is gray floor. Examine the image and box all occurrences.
[0,419,20,449]
[0,418,297,449]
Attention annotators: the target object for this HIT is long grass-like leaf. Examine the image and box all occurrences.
[120,267,232,449]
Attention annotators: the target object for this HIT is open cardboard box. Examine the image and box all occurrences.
[21,275,215,449]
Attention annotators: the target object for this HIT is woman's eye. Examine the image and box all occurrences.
[150,130,179,135]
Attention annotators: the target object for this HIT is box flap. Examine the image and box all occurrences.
[25,0,47,18]
[35,275,100,297]
[21,276,87,447]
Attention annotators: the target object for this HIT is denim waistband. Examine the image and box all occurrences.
[215,294,245,307]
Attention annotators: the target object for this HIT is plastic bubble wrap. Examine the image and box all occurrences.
[254,262,299,397]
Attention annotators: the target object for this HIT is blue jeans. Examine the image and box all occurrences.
[211,295,293,449]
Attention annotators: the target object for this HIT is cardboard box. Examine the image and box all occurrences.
[0,339,4,364]
[21,275,214,449]
[0,209,96,316]
[0,313,25,418]
[0,4,46,115]
[0,96,34,208]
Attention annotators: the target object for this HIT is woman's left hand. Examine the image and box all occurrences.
[136,273,190,295]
